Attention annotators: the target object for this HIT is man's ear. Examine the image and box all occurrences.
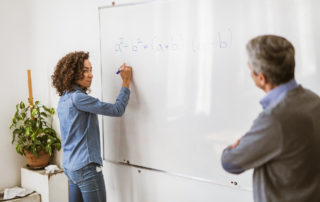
[258,72,267,86]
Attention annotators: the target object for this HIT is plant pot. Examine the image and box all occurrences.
[24,149,50,168]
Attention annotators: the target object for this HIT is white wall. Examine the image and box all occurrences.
[0,0,108,190]
[0,0,36,190]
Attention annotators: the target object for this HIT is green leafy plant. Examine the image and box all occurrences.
[10,100,61,157]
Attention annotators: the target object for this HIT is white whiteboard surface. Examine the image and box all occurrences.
[99,0,320,190]
[104,161,253,202]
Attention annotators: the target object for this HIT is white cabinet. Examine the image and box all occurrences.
[21,167,68,202]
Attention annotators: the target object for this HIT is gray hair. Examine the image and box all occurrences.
[246,35,295,85]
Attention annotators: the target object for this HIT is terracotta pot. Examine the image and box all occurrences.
[24,149,50,168]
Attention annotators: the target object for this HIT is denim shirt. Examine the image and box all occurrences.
[57,85,130,171]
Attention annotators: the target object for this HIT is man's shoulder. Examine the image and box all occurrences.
[285,85,320,100]
[289,85,319,96]
[266,85,320,116]
[284,86,319,106]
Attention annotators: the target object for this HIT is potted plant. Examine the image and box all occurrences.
[9,100,61,168]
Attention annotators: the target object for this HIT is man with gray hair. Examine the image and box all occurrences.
[221,35,320,202]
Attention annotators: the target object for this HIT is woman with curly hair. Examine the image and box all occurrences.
[51,51,132,202]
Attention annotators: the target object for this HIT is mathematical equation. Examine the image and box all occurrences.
[114,29,232,53]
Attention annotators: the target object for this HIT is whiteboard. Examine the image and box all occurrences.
[99,0,320,190]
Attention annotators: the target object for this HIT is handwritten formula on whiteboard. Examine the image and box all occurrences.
[114,29,232,53]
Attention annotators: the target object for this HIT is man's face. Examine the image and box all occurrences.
[76,59,93,88]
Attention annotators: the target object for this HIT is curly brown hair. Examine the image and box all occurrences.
[51,51,89,96]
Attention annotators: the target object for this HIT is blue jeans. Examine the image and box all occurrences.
[64,163,106,202]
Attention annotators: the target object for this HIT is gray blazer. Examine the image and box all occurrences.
[221,86,320,202]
